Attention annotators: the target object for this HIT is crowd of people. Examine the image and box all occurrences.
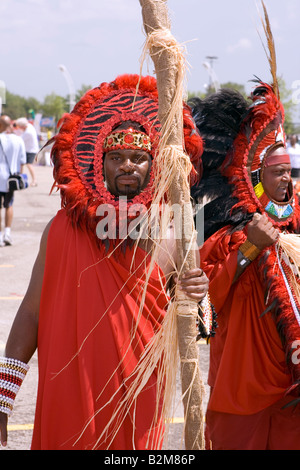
[0,116,40,247]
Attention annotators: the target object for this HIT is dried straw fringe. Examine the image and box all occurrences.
[138,27,187,145]
[89,290,180,450]
[277,232,300,301]
[86,28,204,449]
[133,27,203,447]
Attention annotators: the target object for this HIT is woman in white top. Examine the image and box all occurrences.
[287,134,300,179]
[14,117,39,187]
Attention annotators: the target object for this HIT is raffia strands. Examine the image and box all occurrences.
[152,145,193,204]
[278,233,300,270]
[91,297,180,450]
[175,289,205,449]
[135,14,205,449]
[84,209,198,449]
[277,232,300,301]
[139,28,186,147]
[137,23,204,448]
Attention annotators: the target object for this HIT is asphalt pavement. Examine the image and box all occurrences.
[0,163,210,451]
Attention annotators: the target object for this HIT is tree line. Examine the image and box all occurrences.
[2,84,92,124]
[2,80,299,135]
[188,78,299,136]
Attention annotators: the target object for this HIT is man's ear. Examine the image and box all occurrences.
[102,153,106,180]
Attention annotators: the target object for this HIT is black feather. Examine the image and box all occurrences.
[188,89,249,240]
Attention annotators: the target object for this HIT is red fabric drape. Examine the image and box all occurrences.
[200,227,291,416]
[31,209,168,450]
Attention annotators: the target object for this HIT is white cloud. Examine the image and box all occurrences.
[227,38,253,54]
[1,0,299,101]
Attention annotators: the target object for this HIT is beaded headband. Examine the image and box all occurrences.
[103,129,152,153]
[264,151,290,168]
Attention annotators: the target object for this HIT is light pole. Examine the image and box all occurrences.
[0,80,6,115]
[203,56,220,93]
[58,64,76,112]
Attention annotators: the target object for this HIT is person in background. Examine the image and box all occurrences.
[14,117,39,187]
[0,115,26,246]
[190,81,300,450]
[287,135,300,192]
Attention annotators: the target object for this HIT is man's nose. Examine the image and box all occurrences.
[282,171,291,181]
[120,158,135,172]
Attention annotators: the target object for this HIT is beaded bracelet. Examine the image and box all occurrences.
[0,357,30,416]
[239,239,261,262]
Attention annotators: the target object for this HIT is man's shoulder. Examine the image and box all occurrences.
[25,123,37,135]
[8,133,24,144]
[1,132,24,146]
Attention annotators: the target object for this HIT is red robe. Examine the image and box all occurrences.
[200,227,300,450]
[201,227,291,416]
[31,209,168,450]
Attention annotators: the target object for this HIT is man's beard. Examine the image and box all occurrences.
[116,181,142,199]
[115,169,151,199]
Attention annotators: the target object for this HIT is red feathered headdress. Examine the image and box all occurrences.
[222,80,298,227]
[220,81,300,404]
[51,74,203,242]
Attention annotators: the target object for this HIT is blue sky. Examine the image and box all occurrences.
[0,0,300,104]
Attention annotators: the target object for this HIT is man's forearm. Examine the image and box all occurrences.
[5,303,38,364]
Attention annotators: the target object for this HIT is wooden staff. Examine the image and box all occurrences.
[139,0,205,450]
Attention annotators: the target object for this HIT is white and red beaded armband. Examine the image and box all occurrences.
[0,357,30,416]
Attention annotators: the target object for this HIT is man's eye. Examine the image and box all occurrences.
[134,155,147,163]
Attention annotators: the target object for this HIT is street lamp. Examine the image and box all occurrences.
[203,56,220,93]
[0,80,6,115]
[58,64,76,112]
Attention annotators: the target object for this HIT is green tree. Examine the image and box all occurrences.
[3,91,27,119]
[76,84,92,102]
[220,78,296,134]
[188,78,298,134]
[40,93,68,123]
[2,91,42,120]
[26,97,42,118]
[220,82,248,100]
[277,77,297,136]
[188,81,247,101]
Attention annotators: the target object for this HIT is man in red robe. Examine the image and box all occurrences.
[0,75,208,450]
[190,81,300,449]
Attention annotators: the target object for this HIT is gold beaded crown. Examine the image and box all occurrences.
[103,129,152,153]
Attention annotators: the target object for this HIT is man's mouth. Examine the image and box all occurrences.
[116,175,139,185]
[115,175,142,196]
[277,185,289,200]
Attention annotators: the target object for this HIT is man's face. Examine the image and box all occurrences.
[103,148,152,199]
[262,149,292,202]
